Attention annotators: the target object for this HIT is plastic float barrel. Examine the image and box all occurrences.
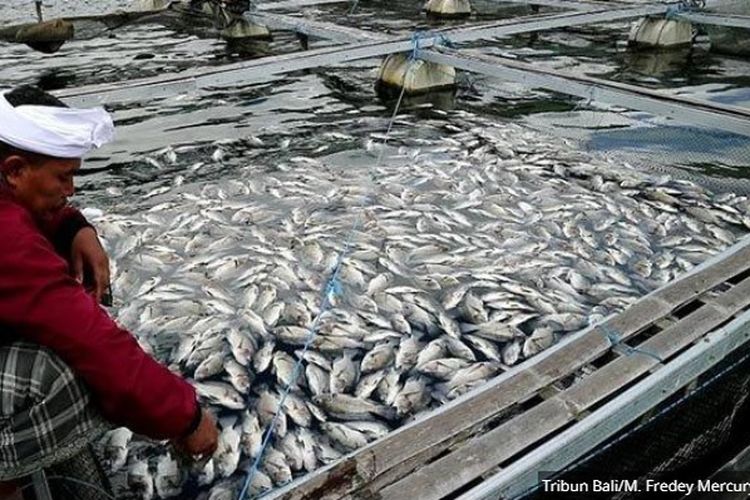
[14,19,74,53]
[375,52,456,96]
[628,17,694,49]
[424,0,472,18]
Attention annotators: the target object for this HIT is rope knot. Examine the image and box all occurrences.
[325,276,342,301]
[409,31,455,60]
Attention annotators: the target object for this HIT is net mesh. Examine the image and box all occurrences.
[35,445,114,500]
[522,342,750,500]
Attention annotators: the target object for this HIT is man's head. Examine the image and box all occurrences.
[0,86,85,219]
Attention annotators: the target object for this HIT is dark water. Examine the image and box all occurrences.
[1,0,750,207]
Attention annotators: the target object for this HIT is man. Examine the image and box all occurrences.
[0,85,219,498]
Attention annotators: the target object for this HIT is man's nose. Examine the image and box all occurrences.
[63,180,74,197]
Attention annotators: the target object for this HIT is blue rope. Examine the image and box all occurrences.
[665,0,702,20]
[236,31,421,500]
[665,4,686,20]
[409,31,455,61]
[598,323,663,363]
[237,234,352,500]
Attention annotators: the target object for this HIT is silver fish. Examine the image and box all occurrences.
[154,453,182,498]
[127,457,154,500]
[330,350,358,394]
[314,394,396,421]
[194,381,245,410]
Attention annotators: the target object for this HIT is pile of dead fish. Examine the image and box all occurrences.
[91,116,750,499]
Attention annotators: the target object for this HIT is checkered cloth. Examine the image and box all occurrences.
[0,340,109,480]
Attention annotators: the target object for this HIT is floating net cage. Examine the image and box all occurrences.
[4,1,750,500]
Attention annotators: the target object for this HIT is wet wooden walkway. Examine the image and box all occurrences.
[266,235,750,499]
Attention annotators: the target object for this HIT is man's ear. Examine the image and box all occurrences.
[1,155,30,189]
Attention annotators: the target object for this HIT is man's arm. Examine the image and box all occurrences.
[0,213,199,440]
[41,206,111,303]
[39,205,91,258]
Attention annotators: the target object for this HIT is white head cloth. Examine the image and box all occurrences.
[0,91,115,158]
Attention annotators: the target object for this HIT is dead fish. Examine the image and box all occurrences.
[214,417,241,478]
[263,446,293,484]
[256,388,287,438]
[330,350,358,394]
[314,394,397,421]
[305,363,330,397]
[195,350,227,380]
[360,342,395,373]
[322,422,369,451]
[253,340,275,373]
[127,457,154,500]
[240,410,263,458]
[355,370,387,400]
[102,427,132,473]
[227,328,256,367]
[224,357,252,394]
[194,381,245,410]
[393,376,430,416]
[154,453,182,498]
[395,336,423,371]
[417,358,471,380]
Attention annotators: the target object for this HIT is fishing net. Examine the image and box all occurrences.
[522,339,750,500]
[44,445,115,500]
[19,445,114,500]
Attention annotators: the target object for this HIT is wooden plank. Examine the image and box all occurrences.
[565,275,750,412]
[271,369,545,500]
[654,242,750,305]
[465,311,750,500]
[379,398,576,500]
[380,276,750,499]
[357,417,508,498]
[274,243,750,499]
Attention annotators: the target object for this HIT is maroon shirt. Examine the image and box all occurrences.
[0,192,199,439]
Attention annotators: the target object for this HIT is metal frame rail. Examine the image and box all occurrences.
[265,234,750,500]
[674,11,750,29]
[421,47,750,137]
[58,4,669,105]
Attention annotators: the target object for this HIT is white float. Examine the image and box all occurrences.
[628,17,694,49]
[376,52,456,95]
[424,0,472,18]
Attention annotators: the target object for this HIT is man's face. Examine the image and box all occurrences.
[2,154,80,219]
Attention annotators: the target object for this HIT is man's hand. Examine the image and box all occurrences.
[71,227,110,303]
[174,408,220,457]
